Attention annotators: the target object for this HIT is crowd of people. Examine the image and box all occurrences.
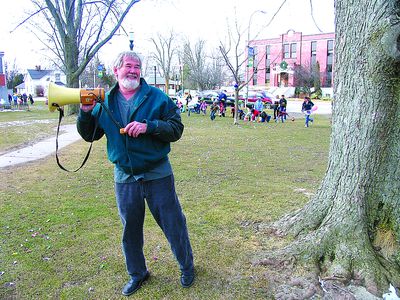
[173,92,316,128]
[0,92,34,110]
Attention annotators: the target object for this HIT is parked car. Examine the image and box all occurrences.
[198,90,219,104]
[237,91,273,108]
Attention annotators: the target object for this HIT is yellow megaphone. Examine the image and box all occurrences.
[47,82,105,112]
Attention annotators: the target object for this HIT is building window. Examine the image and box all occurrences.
[325,72,332,87]
[327,40,334,51]
[283,44,290,58]
[253,67,258,85]
[290,43,297,58]
[311,41,317,52]
[311,41,317,70]
[55,73,61,81]
[284,43,297,59]
[325,40,334,87]
[265,45,270,85]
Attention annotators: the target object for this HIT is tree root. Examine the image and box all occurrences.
[255,225,400,299]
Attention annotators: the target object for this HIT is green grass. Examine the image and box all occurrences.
[0,110,331,299]
[0,102,76,153]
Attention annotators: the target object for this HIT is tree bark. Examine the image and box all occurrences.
[260,0,400,296]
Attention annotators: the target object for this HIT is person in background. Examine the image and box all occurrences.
[260,110,271,123]
[279,94,287,121]
[200,100,207,115]
[254,98,264,113]
[210,101,219,120]
[28,94,34,105]
[76,51,194,296]
[12,93,18,109]
[218,90,227,117]
[301,96,314,127]
[22,93,28,106]
[273,95,280,120]
[186,93,192,116]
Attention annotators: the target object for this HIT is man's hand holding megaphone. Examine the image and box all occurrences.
[81,103,96,113]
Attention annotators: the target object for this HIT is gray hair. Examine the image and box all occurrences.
[113,51,142,69]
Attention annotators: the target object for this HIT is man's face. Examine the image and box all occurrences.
[114,56,141,91]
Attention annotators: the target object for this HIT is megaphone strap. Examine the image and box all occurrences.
[55,105,99,172]
[98,101,123,130]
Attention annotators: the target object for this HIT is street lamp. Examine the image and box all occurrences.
[245,10,266,107]
[180,65,184,97]
[129,31,134,50]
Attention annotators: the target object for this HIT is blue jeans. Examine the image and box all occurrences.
[305,112,313,127]
[210,111,216,120]
[115,175,194,281]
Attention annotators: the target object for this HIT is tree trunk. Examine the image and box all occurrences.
[233,89,240,125]
[260,0,400,296]
[65,36,80,114]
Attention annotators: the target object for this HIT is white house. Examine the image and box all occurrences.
[17,68,66,97]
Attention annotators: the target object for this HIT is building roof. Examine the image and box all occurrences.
[15,82,25,89]
[27,69,51,80]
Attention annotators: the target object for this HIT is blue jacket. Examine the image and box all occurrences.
[254,99,263,112]
[77,78,184,174]
[302,100,314,111]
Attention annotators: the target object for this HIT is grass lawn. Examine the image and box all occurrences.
[0,102,76,154]
[0,107,331,299]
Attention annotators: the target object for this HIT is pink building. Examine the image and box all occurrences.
[247,30,335,89]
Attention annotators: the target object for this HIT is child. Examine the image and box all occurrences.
[200,100,207,115]
[210,101,219,121]
[301,97,314,127]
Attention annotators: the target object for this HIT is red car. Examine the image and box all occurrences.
[238,91,273,108]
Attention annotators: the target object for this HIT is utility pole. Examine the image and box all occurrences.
[154,66,157,88]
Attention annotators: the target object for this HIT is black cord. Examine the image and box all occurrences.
[54,93,125,172]
[55,104,100,172]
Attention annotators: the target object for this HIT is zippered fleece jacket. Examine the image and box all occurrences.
[76,78,184,175]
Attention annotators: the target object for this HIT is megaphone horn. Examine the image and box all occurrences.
[47,82,105,112]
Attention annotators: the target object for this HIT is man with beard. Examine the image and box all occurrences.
[76,51,194,296]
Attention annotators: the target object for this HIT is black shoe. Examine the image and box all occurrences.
[180,273,195,288]
[122,271,150,296]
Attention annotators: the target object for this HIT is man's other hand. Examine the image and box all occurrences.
[124,121,147,138]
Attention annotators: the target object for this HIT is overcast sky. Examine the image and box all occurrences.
[0,0,334,70]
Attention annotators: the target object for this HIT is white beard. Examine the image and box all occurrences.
[120,78,140,90]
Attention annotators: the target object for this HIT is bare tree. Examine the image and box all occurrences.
[293,61,322,97]
[218,16,268,124]
[258,0,400,298]
[5,60,24,92]
[149,31,179,94]
[80,56,115,89]
[218,13,249,125]
[183,39,224,91]
[16,0,141,90]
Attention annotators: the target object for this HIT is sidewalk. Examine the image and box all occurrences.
[0,124,81,168]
